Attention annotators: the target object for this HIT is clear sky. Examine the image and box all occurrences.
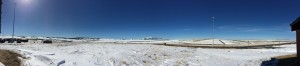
[1,0,300,40]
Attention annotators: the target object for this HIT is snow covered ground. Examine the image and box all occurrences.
[0,43,296,66]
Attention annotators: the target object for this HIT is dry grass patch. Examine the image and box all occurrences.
[0,50,21,66]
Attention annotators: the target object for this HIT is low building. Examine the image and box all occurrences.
[290,16,300,65]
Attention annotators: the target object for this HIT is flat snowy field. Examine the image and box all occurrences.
[0,43,296,66]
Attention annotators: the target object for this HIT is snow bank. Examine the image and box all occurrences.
[0,62,4,66]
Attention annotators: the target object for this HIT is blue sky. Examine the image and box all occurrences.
[1,0,300,40]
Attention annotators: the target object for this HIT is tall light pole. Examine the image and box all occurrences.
[12,0,16,39]
[212,16,215,45]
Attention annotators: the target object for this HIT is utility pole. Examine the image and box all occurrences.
[212,16,215,45]
[12,0,16,39]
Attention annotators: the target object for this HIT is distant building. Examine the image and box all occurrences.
[43,40,53,43]
[0,36,56,44]
[290,16,300,65]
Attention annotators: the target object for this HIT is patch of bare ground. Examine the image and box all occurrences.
[0,50,21,66]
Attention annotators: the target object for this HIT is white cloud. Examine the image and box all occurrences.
[244,29,260,32]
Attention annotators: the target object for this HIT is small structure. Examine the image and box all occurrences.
[290,16,300,65]
[43,40,52,43]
